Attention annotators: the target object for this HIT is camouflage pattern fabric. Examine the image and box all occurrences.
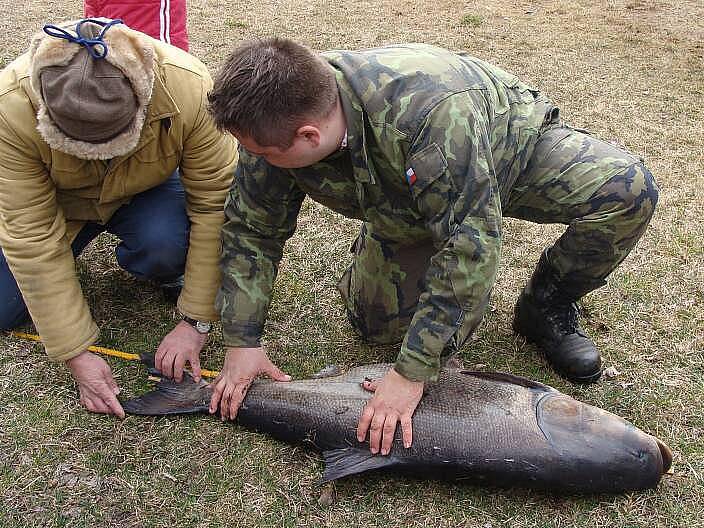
[336,125,659,378]
[217,44,657,382]
[505,125,658,293]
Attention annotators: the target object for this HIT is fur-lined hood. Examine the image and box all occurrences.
[28,19,155,160]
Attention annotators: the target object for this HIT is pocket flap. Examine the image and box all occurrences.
[406,143,448,199]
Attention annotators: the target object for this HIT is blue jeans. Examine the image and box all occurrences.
[0,172,189,330]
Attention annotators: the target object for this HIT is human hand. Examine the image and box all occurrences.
[66,351,125,418]
[356,368,423,455]
[155,320,207,382]
[209,347,291,421]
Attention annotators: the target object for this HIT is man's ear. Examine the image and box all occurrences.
[295,125,322,148]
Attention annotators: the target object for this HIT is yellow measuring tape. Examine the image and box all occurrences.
[8,330,220,378]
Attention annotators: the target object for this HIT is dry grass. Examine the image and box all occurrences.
[1,0,703,526]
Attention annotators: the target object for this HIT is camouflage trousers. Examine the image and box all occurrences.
[337,125,659,349]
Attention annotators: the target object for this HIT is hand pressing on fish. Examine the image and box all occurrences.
[66,351,125,418]
[155,321,207,383]
[357,368,423,455]
[209,346,292,421]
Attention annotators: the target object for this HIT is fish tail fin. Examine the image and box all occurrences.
[137,352,165,377]
[122,377,212,416]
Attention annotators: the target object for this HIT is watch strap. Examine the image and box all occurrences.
[182,315,211,334]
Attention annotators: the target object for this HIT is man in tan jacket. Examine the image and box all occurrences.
[0,19,236,416]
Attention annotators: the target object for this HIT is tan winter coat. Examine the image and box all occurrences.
[0,31,237,361]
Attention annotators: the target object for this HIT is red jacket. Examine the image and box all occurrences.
[84,0,188,51]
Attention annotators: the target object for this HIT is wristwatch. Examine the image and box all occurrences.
[182,315,211,334]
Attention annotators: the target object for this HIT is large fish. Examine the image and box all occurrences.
[123,361,672,493]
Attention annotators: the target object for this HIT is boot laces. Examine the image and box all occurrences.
[544,296,580,335]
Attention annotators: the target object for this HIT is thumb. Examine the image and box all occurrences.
[108,376,120,395]
[361,378,378,393]
[102,364,121,395]
[266,362,291,382]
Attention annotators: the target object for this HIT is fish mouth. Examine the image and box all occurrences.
[655,437,673,474]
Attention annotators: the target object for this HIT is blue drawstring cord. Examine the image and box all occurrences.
[42,18,124,59]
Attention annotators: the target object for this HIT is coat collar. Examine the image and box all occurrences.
[335,71,378,186]
[146,67,178,122]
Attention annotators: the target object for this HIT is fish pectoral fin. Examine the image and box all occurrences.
[321,448,400,483]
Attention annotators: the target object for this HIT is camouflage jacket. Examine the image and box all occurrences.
[218,44,557,382]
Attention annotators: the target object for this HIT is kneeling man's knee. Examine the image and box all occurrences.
[116,223,189,281]
[614,162,659,219]
[345,304,407,345]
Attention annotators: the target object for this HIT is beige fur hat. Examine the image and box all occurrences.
[28,19,155,160]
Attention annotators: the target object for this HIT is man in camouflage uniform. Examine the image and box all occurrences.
[206,39,658,456]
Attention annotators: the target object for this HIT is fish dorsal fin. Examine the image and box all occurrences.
[321,448,400,483]
[122,378,211,416]
[311,365,342,379]
[460,371,557,392]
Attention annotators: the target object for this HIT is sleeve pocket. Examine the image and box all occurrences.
[406,143,448,200]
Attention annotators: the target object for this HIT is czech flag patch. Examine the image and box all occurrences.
[405,167,417,186]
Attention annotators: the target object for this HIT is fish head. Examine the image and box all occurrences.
[536,392,672,491]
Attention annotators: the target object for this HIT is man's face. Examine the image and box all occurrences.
[234,133,327,169]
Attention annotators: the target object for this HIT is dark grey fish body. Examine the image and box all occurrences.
[124,363,672,493]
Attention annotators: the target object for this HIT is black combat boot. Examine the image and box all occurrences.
[513,252,603,383]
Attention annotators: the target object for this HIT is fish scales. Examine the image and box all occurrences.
[240,366,562,482]
[123,360,672,493]
[242,365,549,453]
